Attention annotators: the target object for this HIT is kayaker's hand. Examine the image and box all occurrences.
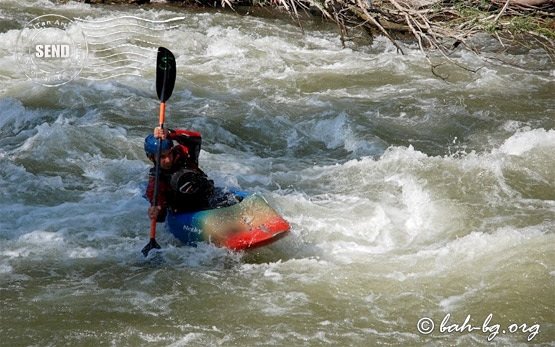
[153,127,168,140]
[148,206,162,220]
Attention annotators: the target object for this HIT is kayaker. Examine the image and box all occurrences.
[145,126,214,222]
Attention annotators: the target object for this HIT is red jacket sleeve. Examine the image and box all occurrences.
[169,129,202,139]
[168,128,202,166]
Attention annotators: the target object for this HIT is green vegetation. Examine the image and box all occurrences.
[79,0,555,62]
[165,0,554,55]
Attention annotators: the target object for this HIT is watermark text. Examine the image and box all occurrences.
[417,313,540,341]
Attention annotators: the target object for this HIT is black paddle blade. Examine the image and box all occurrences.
[156,47,176,102]
[142,238,161,257]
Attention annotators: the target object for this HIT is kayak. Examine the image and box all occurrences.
[166,191,290,250]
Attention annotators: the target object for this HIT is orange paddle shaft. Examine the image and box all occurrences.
[159,102,166,126]
[149,101,167,238]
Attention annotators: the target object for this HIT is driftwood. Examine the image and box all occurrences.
[76,0,555,76]
[277,0,555,77]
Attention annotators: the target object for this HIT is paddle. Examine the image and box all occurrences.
[142,46,177,257]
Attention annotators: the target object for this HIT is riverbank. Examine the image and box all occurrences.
[76,0,554,57]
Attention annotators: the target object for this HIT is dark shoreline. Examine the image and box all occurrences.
[81,0,323,22]
[70,0,554,71]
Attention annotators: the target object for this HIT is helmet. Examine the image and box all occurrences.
[144,134,173,156]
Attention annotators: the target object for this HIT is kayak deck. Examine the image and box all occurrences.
[166,194,290,250]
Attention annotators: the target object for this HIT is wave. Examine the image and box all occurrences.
[76,15,187,25]
[269,128,555,259]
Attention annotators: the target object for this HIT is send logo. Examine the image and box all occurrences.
[35,44,71,58]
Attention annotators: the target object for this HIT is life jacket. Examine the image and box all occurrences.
[146,128,213,217]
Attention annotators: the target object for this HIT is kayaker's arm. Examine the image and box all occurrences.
[167,128,202,166]
[153,126,202,166]
[148,206,163,220]
[146,172,168,222]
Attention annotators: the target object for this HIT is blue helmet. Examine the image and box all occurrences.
[144,134,173,156]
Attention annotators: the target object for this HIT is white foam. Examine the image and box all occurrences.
[18,230,64,244]
[68,247,99,259]
[0,29,19,55]
[384,174,433,238]
[263,267,283,282]
[439,282,486,312]
[0,262,13,274]
[205,27,247,59]
[498,128,555,156]
[417,226,546,275]
[166,333,207,346]
[1,230,65,259]
[311,113,350,150]
[279,133,555,267]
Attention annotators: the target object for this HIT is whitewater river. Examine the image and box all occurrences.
[1,0,554,345]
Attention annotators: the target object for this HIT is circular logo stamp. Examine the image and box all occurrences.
[15,14,88,87]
